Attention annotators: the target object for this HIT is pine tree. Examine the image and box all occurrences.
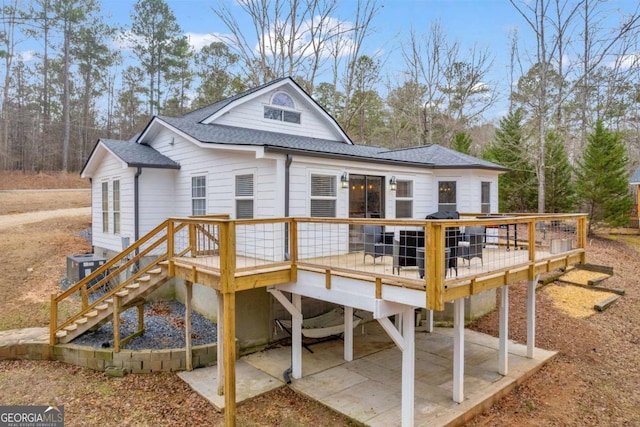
[544,131,575,213]
[452,132,472,154]
[483,109,537,212]
[575,121,633,234]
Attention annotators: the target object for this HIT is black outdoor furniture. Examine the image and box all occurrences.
[393,230,425,274]
[362,225,394,263]
[425,211,460,277]
[459,225,485,266]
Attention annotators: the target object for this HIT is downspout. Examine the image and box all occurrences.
[284,154,293,260]
[134,167,142,241]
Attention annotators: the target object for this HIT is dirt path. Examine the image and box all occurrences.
[0,207,90,230]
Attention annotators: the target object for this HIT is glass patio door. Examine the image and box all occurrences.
[348,175,385,250]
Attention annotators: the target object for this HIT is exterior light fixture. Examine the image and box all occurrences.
[340,172,349,189]
[389,176,397,191]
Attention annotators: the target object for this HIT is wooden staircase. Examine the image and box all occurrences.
[50,219,185,346]
[54,265,170,343]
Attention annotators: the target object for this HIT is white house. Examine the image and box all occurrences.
[80,77,507,347]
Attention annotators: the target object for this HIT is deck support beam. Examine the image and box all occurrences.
[377,306,415,427]
[223,290,236,427]
[268,288,303,379]
[216,290,224,396]
[424,309,434,333]
[527,275,539,358]
[498,285,508,375]
[453,297,465,403]
[344,306,354,362]
[185,281,193,371]
[292,294,302,379]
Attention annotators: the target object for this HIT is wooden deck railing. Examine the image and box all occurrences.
[51,213,588,343]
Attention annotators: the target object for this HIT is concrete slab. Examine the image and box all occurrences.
[177,360,282,411]
[179,322,556,425]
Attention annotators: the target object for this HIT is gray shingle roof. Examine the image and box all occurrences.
[102,139,180,169]
[156,118,506,170]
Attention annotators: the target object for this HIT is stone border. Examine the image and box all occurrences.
[0,328,218,373]
[51,343,218,373]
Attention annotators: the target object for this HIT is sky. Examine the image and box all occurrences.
[20,0,640,122]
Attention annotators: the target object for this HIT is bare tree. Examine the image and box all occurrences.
[399,22,496,146]
[510,0,640,212]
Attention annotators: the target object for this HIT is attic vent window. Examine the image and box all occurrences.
[264,92,301,124]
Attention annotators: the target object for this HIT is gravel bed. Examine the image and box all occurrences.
[72,300,217,350]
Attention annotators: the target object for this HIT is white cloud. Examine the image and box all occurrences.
[610,53,640,70]
[19,50,36,62]
[253,15,357,61]
[185,32,227,51]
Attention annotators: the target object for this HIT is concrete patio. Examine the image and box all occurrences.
[179,321,556,426]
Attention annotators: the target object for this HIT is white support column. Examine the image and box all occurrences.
[401,306,415,427]
[216,290,224,396]
[424,309,434,333]
[453,297,465,403]
[498,285,509,375]
[292,293,302,379]
[527,275,539,359]
[344,306,354,362]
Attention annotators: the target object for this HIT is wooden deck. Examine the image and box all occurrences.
[51,213,588,427]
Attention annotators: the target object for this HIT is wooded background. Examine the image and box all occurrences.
[1,0,638,217]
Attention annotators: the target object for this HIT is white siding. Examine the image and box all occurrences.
[138,168,178,236]
[90,153,135,254]
[432,170,501,215]
[215,89,344,141]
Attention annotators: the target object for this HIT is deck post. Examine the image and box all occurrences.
[344,305,354,362]
[185,280,193,371]
[216,290,224,396]
[401,305,415,427]
[498,285,509,375]
[453,297,465,403]
[292,293,302,379]
[113,294,121,353]
[526,275,539,358]
[424,309,434,333]
[223,290,236,427]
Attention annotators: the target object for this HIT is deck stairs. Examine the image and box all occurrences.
[50,220,182,345]
[55,265,170,343]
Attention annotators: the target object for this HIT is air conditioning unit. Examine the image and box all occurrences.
[66,254,107,285]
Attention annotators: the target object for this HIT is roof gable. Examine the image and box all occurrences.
[177,77,352,144]
[81,139,180,178]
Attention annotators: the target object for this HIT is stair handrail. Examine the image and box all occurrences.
[50,219,193,345]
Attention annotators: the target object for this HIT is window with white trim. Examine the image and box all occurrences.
[235,174,254,219]
[438,181,457,212]
[481,181,491,213]
[192,175,206,216]
[113,180,120,234]
[264,92,301,124]
[395,180,413,218]
[101,181,109,233]
[310,174,336,217]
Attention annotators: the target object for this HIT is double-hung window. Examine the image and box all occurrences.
[235,174,254,219]
[481,182,491,213]
[112,180,120,234]
[310,174,336,217]
[101,181,109,233]
[395,180,413,218]
[438,181,457,212]
[192,176,207,216]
